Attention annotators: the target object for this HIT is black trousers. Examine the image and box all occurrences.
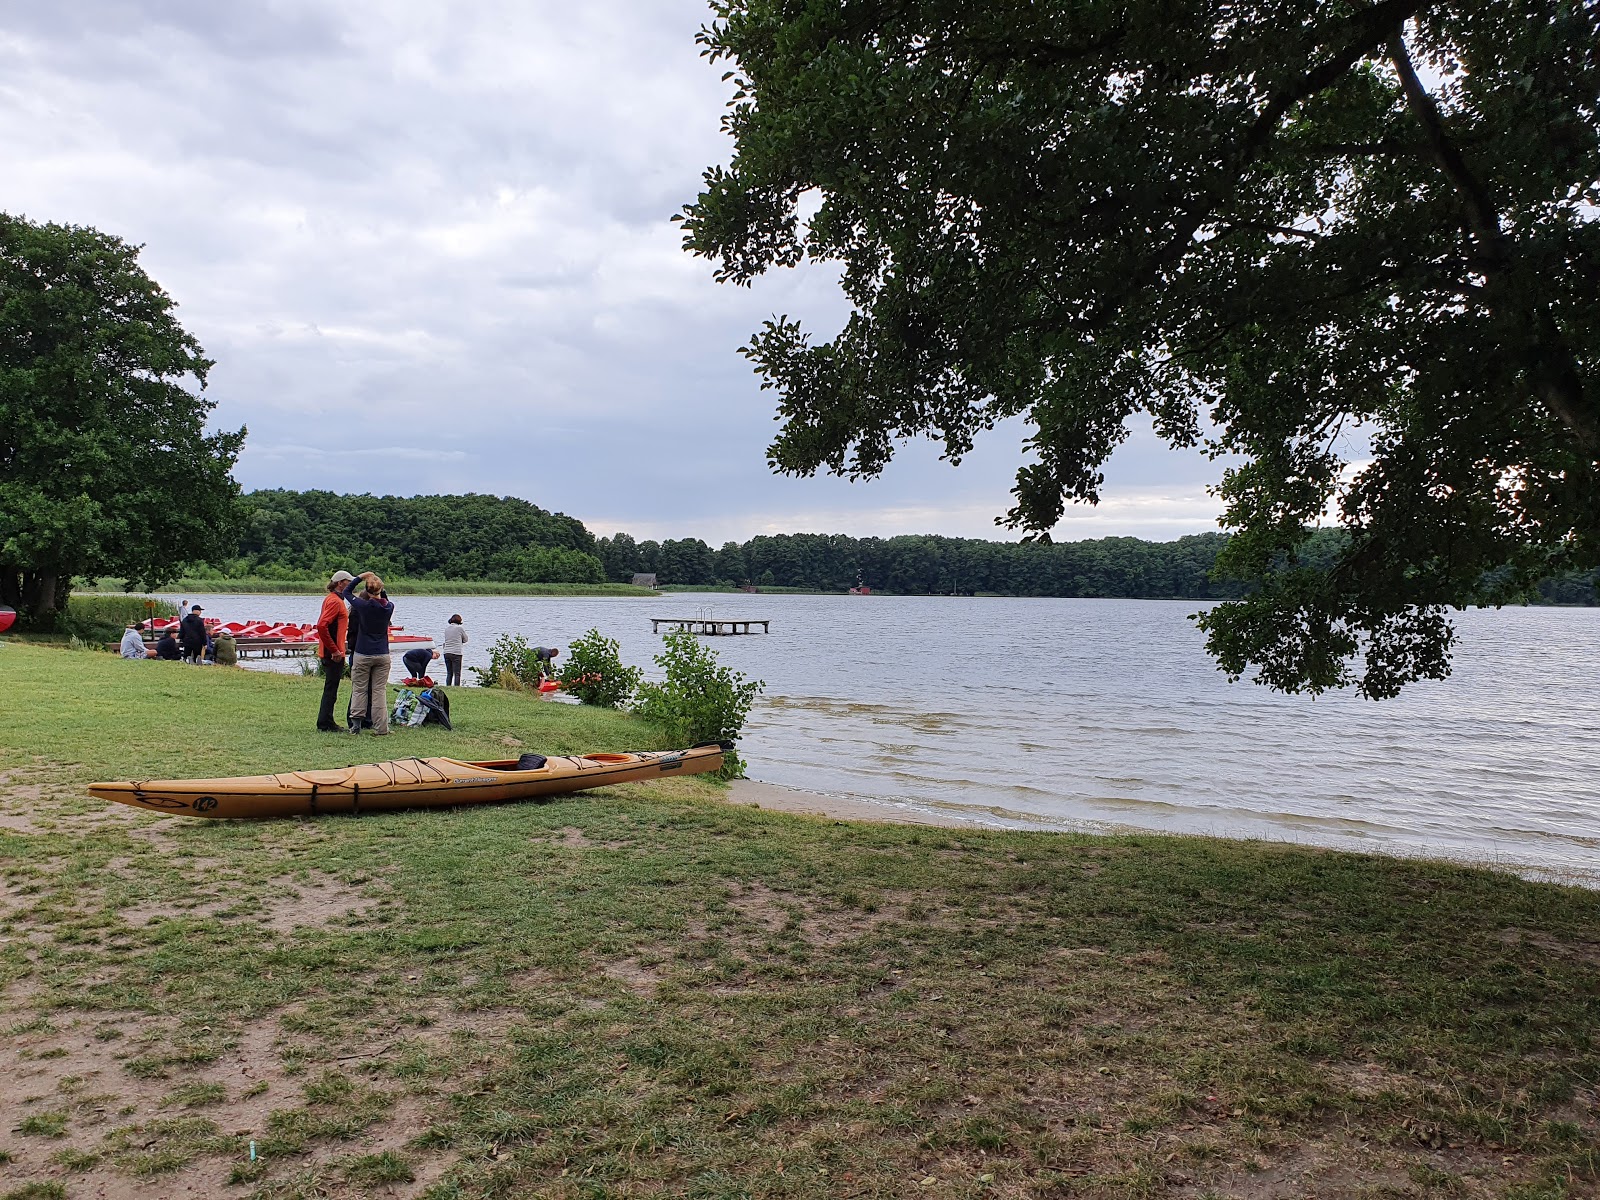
[444,653,463,686]
[317,654,344,730]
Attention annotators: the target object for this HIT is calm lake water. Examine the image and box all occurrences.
[169,590,1600,883]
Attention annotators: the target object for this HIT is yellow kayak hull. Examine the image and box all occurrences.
[88,743,727,820]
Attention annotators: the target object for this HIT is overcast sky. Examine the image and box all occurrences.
[1,0,1226,545]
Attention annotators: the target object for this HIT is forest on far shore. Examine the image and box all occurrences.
[201,489,1599,604]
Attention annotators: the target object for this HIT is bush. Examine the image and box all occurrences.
[469,633,553,690]
[633,631,763,778]
[59,594,175,646]
[557,628,642,708]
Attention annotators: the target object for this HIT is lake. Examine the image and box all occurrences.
[167,589,1600,883]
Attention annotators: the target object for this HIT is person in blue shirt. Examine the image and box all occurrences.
[340,571,394,734]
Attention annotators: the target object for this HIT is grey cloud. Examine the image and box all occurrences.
[4,0,1222,545]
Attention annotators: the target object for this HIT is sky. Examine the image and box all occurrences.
[0,0,1228,546]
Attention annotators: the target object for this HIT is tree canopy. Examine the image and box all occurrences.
[0,214,245,624]
[680,1,1600,696]
[221,490,604,584]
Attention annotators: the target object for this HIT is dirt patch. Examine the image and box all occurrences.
[255,870,383,933]
[600,958,665,995]
[1499,926,1600,967]
[113,870,383,933]
[0,1001,478,1198]
[723,881,796,934]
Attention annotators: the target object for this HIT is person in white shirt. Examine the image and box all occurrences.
[441,614,468,686]
[119,623,149,659]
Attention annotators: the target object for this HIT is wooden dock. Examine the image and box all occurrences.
[110,639,317,660]
[651,617,769,636]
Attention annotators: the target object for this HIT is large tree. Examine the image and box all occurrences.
[680,1,1600,696]
[0,214,245,625]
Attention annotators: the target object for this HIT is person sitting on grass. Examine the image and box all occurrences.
[211,628,238,667]
[120,622,150,659]
[153,629,181,660]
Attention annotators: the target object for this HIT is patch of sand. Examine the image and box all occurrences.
[724,779,975,827]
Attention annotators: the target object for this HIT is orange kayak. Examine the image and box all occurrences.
[88,743,727,819]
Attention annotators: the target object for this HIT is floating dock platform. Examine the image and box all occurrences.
[651,618,770,636]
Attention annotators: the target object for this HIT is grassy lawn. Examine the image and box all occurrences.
[0,642,1597,1199]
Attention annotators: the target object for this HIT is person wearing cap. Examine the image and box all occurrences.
[339,570,394,735]
[441,614,467,686]
[178,605,208,663]
[315,570,354,731]
[211,627,238,667]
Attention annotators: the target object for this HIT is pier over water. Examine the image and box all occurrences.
[651,617,770,636]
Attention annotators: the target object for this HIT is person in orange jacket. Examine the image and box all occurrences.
[315,570,354,731]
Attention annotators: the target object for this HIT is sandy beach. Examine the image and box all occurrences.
[724,777,978,827]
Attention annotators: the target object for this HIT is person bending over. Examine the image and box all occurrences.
[402,646,441,681]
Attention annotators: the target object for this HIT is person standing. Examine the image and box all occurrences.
[441,614,467,686]
[342,571,394,735]
[178,605,208,662]
[177,599,190,621]
[315,570,354,731]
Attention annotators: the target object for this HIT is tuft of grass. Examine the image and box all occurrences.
[162,1082,228,1109]
[340,1150,415,1184]
[2,1184,68,1200]
[13,1112,68,1138]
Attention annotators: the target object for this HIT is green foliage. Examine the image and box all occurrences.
[0,212,246,626]
[220,490,603,583]
[55,595,175,646]
[633,631,763,776]
[557,628,643,708]
[680,2,1600,696]
[469,633,553,691]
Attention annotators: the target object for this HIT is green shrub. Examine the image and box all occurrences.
[469,633,551,690]
[632,631,763,778]
[59,594,175,646]
[557,628,642,708]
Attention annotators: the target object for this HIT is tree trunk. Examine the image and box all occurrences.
[21,571,62,629]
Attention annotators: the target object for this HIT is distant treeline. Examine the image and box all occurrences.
[598,530,1278,598]
[209,490,605,583]
[595,530,1599,603]
[207,490,1597,603]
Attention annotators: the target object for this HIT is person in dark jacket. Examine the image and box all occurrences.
[402,646,440,681]
[340,572,394,734]
[154,630,181,660]
[178,605,208,662]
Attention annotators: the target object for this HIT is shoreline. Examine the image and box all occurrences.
[725,778,1600,890]
[725,778,979,827]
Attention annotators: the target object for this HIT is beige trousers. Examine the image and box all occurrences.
[350,652,391,734]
